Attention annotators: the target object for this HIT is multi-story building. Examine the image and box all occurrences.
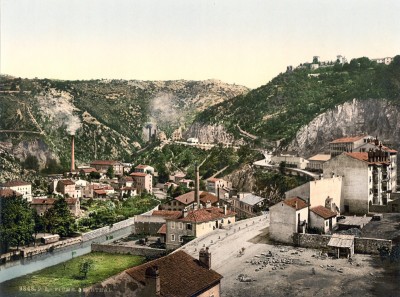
[134,164,155,175]
[89,160,124,176]
[372,57,393,65]
[130,172,152,194]
[306,154,331,172]
[0,180,32,202]
[56,179,81,198]
[271,152,309,169]
[165,206,236,250]
[231,193,265,218]
[206,178,231,197]
[161,191,219,211]
[329,135,370,157]
[323,150,395,214]
[31,198,81,216]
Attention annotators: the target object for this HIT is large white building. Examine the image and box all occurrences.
[0,180,32,202]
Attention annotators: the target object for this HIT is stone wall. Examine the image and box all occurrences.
[369,205,389,213]
[91,243,165,258]
[134,215,165,235]
[82,218,135,241]
[293,233,392,254]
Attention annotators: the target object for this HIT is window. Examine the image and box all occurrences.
[171,234,175,241]
[186,223,192,230]
[179,222,183,229]
[171,222,175,229]
[179,235,183,242]
[325,221,328,226]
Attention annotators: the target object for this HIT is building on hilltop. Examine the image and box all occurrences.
[86,249,222,297]
[0,180,32,202]
[372,57,393,65]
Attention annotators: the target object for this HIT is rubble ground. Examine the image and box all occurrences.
[180,216,400,297]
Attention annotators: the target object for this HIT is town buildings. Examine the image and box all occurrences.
[161,191,219,211]
[329,135,370,157]
[231,192,265,218]
[130,172,153,194]
[306,154,331,172]
[309,205,337,234]
[0,180,32,202]
[31,198,81,216]
[271,152,309,169]
[206,178,231,197]
[89,160,124,176]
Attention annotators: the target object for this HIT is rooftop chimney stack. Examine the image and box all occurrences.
[224,204,227,215]
[199,247,211,269]
[195,163,200,207]
[145,266,160,296]
[71,135,75,172]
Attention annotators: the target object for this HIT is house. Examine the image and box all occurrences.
[56,179,81,198]
[271,152,309,169]
[119,176,134,188]
[187,137,199,144]
[269,197,309,244]
[329,135,370,157]
[130,172,153,194]
[372,57,393,65]
[306,154,331,172]
[135,210,182,240]
[309,205,337,234]
[163,182,178,192]
[134,164,155,175]
[0,188,23,198]
[165,206,236,250]
[0,180,32,202]
[171,172,186,183]
[86,249,222,297]
[162,191,219,211]
[31,198,81,216]
[79,167,98,176]
[206,178,231,197]
[178,179,194,189]
[323,150,395,214]
[285,176,342,213]
[89,160,124,176]
[231,193,266,218]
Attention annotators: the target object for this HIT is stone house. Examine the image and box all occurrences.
[231,193,265,218]
[134,164,155,175]
[309,205,337,234]
[165,206,236,250]
[162,191,219,211]
[86,249,222,297]
[89,160,124,176]
[56,179,81,198]
[206,178,231,197]
[329,135,371,157]
[306,154,331,172]
[0,188,23,198]
[269,197,309,244]
[130,172,153,194]
[0,180,32,202]
[31,198,81,216]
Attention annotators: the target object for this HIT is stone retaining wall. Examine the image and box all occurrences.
[91,243,165,258]
[82,218,135,241]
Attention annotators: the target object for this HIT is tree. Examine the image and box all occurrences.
[24,155,40,171]
[106,166,114,179]
[43,198,76,237]
[79,259,94,279]
[0,194,34,252]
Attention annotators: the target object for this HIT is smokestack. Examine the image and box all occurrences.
[71,135,75,172]
[195,163,200,208]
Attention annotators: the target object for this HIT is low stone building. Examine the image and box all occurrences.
[90,160,124,176]
[162,191,219,211]
[309,205,337,234]
[306,154,331,172]
[231,193,265,218]
[31,198,81,216]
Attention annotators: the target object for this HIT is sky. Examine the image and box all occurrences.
[1,0,399,89]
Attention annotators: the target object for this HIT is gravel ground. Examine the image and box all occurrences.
[180,215,400,297]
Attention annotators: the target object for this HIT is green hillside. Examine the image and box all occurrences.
[196,56,400,146]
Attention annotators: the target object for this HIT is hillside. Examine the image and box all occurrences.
[0,77,248,173]
[194,56,400,148]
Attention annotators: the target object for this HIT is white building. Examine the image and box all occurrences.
[271,152,309,169]
[0,180,32,202]
[309,205,337,234]
[372,57,393,65]
[307,154,331,172]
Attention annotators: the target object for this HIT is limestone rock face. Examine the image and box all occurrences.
[12,139,59,168]
[183,122,243,145]
[287,99,400,157]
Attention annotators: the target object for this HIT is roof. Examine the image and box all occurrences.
[0,188,22,198]
[283,197,308,210]
[177,207,235,223]
[126,250,222,297]
[345,152,390,165]
[121,186,135,191]
[308,154,331,162]
[310,205,337,219]
[238,193,265,206]
[135,164,150,169]
[327,234,355,248]
[174,172,186,178]
[157,224,167,234]
[80,168,97,173]
[58,179,75,186]
[94,189,107,195]
[130,172,148,177]
[90,160,118,166]
[207,177,220,183]
[1,180,31,187]
[175,191,219,206]
[330,135,366,144]
[152,210,182,219]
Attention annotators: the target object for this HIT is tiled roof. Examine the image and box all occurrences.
[175,191,219,206]
[1,180,31,187]
[130,172,148,177]
[327,234,354,248]
[207,177,220,182]
[311,205,337,219]
[90,160,118,166]
[345,152,390,165]
[135,164,149,169]
[121,186,135,191]
[80,168,97,173]
[120,176,134,182]
[152,210,182,219]
[126,250,222,297]
[177,207,235,223]
[308,154,331,161]
[0,189,22,198]
[239,193,265,206]
[330,135,366,144]
[283,197,308,210]
[58,179,75,186]
[157,224,167,234]
[94,189,107,195]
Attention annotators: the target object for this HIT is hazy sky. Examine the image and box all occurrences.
[1,0,399,88]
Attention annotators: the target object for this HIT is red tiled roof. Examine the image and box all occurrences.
[0,189,22,198]
[120,176,133,182]
[1,180,31,187]
[80,168,97,173]
[207,177,220,182]
[135,164,149,169]
[345,152,390,165]
[130,172,148,177]
[126,250,222,297]
[177,207,235,223]
[175,191,218,206]
[283,197,308,210]
[152,210,182,219]
[94,189,107,195]
[121,187,135,191]
[90,160,118,166]
[330,135,366,144]
[311,205,337,219]
[58,179,75,186]
[157,224,167,234]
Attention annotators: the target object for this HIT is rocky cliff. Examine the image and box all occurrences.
[287,99,400,157]
[183,122,244,144]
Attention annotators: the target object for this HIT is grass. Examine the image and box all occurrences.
[0,252,145,297]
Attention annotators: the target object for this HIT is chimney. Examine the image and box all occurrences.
[206,200,211,208]
[224,204,227,215]
[71,135,75,172]
[183,207,188,217]
[194,163,200,207]
[199,247,211,269]
[145,266,160,296]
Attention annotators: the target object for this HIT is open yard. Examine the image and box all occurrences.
[0,252,144,297]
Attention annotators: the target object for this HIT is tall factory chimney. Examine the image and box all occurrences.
[194,163,200,208]
[71,135,75,172]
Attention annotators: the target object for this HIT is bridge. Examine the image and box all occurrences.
[253,159,320,180]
